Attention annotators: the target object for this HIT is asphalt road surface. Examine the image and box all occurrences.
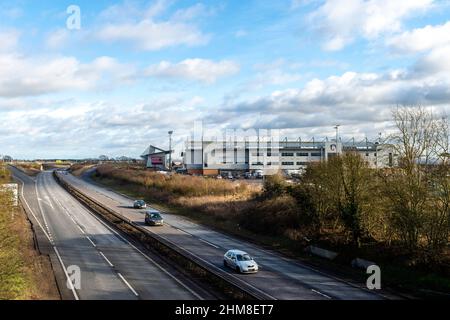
[61,170,387,300]
[11,167,205,300]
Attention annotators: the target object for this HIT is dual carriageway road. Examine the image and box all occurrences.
[11,167,208,300]
[55,169,387,300]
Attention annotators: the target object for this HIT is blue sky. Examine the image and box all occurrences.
[0,0,450,159]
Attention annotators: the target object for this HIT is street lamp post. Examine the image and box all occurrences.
[168,131,173,171]
[334,125,340,143]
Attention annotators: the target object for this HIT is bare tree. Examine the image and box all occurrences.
[389,105,439,169]
[435,115,450,164]
[337,152,373,247]
[383,106,449,256]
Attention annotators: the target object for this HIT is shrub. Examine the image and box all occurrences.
[239,195,299,236]
[262,173,286,199]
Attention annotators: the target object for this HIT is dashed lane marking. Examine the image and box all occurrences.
[118,273,139,297]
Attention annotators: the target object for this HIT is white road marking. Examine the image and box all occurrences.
[199,238,220,249]
[56,172,204,300]
[117,273,139,297]
[86,236,97,247]
[14,175,52,243]
[49,189,101,250]
[13,172,79,301]
[64,173,277,299]
[69,171,391,300]
[76,224,86,234]
[311,289,332,299]
[54,247,80,300]
[35,175,54,243]
[172,226,193,236]
[44,196,55,209]
[99,251,114,267]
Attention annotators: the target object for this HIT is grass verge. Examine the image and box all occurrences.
[0,165,59,300]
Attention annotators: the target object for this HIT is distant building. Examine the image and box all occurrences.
[184,137,398,176]
[141,145,171,170]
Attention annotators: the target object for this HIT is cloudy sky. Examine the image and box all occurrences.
[0,0,450,159]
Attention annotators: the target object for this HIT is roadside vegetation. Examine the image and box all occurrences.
[92,164,260,224]
[0,164,59,300]
[86,106,449,297]
[70,163,96,177]
[14,162,41,176]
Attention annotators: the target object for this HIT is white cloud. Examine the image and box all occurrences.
[145,0,172,18]
[96,1,211,51]
[99,0,171,22]
[414,44,450,75]
[387,21,450,53]
[46,29,70,49]
[96,19,209,51]
[0,96,205,159]
[0,30,19,52]
[309,0,434,51]
[171,3,215,21]
[216,51,450,136]
[0,54,135,98]
[246,60,302,89]
[145,59,240,84]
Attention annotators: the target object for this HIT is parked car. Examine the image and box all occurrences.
[145,209,164,226]
[133,200,147,209]
[176,168,188,175]
[254,170,264,179]
[244,172,252,179]
[223,249,259,274]
[227,172,234,180]
[216,175,223,179]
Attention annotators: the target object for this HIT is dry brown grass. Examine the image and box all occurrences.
[70,163,96,177]
[14,162,41,177]
[0,164,59,300]
[92,164,261,226]
[96,164,256,197]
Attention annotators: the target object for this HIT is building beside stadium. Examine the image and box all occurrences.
[141,145,171,170]
[183,137,397,176]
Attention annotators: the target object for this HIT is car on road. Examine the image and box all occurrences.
[133,200,147,209]
[223,250,259,274]
[145,209,164,226]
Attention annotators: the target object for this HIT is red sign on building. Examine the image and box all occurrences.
[151,156,164,165]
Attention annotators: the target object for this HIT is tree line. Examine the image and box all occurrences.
[241,106,449,266]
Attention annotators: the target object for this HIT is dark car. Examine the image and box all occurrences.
[145,210,164,226]
[133,200,147,209]
[175,168,188,175]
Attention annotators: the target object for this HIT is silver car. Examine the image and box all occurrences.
[223,249,259,274]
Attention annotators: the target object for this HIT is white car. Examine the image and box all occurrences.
[223,250,259,274]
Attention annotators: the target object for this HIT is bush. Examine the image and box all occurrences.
[239,195,300,236]
[262,174,286,198]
